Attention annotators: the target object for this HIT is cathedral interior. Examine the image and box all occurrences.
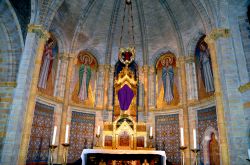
[0,0,250,165]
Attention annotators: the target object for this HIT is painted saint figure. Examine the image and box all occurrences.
[209,133,220,165]
[199,42,214,92]
[38,39,54,89]
[78,56,91,101]
[161,58,174,104]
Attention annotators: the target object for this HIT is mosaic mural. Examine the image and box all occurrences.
[197,106,218,164]
[71,51,97,106]
[195,36,215,99]
[68,111,95,163]
[38,35,59,96]
[156,53,180,108]
[155,114,181,165]
[26,102,54,164]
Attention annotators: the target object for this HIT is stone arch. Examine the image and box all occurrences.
[150,46,177,66]
[76,48,101,66]
[186,32,205,56]
[30,0,39,24]
[0,0,24,82]
[30,0,64,29]
[201,126,219,165]
[50,27,68,54]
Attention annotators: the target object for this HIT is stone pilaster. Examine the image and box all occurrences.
[143,65,149,120]
[103,65,110,110]
[204,28,230,165]
[179,56,191,165]
[57,56,74,163]
[148,66,156,109]
[1,24,49,165]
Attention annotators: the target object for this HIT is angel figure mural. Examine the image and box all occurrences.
[156,54,179,107]
[78,56,92,101]
[71,52,97,105]
[161,57,174,104]
[38,37,58,95]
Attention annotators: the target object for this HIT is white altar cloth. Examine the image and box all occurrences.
[81,149,166,165]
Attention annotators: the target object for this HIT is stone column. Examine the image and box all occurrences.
[103,65,110,110]
[205,29,230,165]
[57,55,74,163]
[179,57,191,165]
[54,54,68,98]
[95,65,105,108]
[148,66,156,109]
[108,66,114,109]
[143,65,149,119]
[4,25,49,165]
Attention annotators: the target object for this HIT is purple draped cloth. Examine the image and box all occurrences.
[118,84,134,111]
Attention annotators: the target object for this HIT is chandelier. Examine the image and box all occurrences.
[118,0,136,66]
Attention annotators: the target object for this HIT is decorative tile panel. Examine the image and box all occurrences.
[26,102,54,164]
[155,114,180,164]
[197,106,218,163]
[68,111,95,163]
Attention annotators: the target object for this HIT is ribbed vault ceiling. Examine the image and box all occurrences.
[51,0,207,65]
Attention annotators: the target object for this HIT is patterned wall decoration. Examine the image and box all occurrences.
[197,106,218,164]
[68,111,95,163]
[26,102,54,164]
[155,114,180,165]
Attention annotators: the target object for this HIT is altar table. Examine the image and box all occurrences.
[81,149,166,165]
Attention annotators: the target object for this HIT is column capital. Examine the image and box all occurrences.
[205,28,230,43]
[143,65,149,72]
[27,24,50,40]
[149,66,155,74]
[104,64,110,70]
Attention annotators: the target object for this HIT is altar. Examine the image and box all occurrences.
[81,149,167,165]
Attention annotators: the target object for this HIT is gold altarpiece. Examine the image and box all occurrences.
[102,48,148,150]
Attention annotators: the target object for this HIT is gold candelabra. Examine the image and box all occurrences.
[48,145,57,165]
[149,135,153,148]
[179,146,187,165]
[62,143,70,165]
[191,149,200,165]
[96,134,100,147]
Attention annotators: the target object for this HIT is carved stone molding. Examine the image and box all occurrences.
[205,28,230,43]
[238,82,250,93]
[27,24,50,40]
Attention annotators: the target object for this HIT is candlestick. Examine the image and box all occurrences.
[97,126,100,136]
[180,127,184,146]
[62,143,70,165]
[52,126,57,145]
[96,134,100,147]
[191,149,200,165]
[179,146,187,165]
[193,129,196,149]
[150,126,153,137]
[65,124,69,144]
[48,145,57,165]
[149,135,153,148]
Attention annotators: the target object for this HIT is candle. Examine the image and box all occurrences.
[180,127,184,146]
[150,126,153,137]
[97,126,100,135]
[193,129,197,149]
[65,124,69,144]
[52,126,57,145]
[248,149,250,159]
